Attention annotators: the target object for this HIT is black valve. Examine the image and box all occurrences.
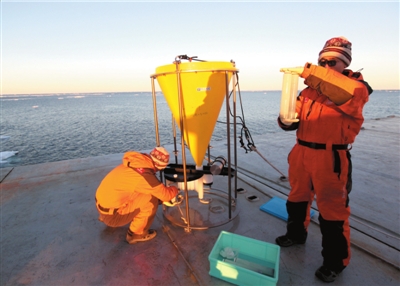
[174,55,206,63]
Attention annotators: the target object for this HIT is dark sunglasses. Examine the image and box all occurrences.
[318,59,338,67]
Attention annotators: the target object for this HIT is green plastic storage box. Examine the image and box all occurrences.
[208,231,280,286]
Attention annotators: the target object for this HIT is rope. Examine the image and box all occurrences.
[250,146,287,179]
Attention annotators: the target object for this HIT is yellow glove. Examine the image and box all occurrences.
[280,66,304,76]
[279,112,299,126]
[163,193,184,207]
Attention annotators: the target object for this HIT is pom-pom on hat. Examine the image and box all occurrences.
[150,147,170,169]
[318,36,352,67]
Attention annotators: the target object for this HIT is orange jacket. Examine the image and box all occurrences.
[95,151,178,209]
[279,63,373,145]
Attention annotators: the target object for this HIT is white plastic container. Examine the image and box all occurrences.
[279,71,299,120]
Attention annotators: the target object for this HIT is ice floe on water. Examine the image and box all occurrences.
[0,151,19,163]
[1,135,18,163]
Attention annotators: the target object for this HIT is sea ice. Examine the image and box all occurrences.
[0,151,19,161]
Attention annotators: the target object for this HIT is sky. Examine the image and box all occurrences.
[1,0,399,95]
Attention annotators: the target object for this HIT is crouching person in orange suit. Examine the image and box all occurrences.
[95,146,178,244]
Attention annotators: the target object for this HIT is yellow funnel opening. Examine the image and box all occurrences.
[154,61,237,167]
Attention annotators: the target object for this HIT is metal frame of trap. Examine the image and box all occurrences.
[150,57,240,232]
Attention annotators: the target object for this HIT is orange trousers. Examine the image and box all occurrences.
[287,144,352,272]
[97,195,159,235]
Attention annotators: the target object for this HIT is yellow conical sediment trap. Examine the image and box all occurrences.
[155,61,237,167]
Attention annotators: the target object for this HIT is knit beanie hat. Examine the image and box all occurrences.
[318,36,352,67]
[150,147,170,169]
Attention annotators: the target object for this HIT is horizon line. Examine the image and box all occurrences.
[1,89,399,97]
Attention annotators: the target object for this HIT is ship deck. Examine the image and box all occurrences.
[1,116,399,286]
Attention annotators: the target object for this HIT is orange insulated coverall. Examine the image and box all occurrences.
[96,151,178,235]
[278,64,373,272]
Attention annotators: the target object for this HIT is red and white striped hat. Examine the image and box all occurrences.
[150,147,170,169]
[318,36,352,67]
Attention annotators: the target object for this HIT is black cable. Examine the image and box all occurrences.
[217,72,257,153]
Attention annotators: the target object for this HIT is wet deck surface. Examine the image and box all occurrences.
[1,116,399,286]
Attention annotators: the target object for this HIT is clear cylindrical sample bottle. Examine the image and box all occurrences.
[280,72,299,120]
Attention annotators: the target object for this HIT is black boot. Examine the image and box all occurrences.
[318,214,348,275]
[275,201,308,247]
[315,265,341,283]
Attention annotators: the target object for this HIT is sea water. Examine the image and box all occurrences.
[1,90,399,168]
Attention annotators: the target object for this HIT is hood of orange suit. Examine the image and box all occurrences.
[122,151,155,170]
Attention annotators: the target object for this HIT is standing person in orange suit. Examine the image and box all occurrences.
[95,147,178,244]
[276,36,373,282]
